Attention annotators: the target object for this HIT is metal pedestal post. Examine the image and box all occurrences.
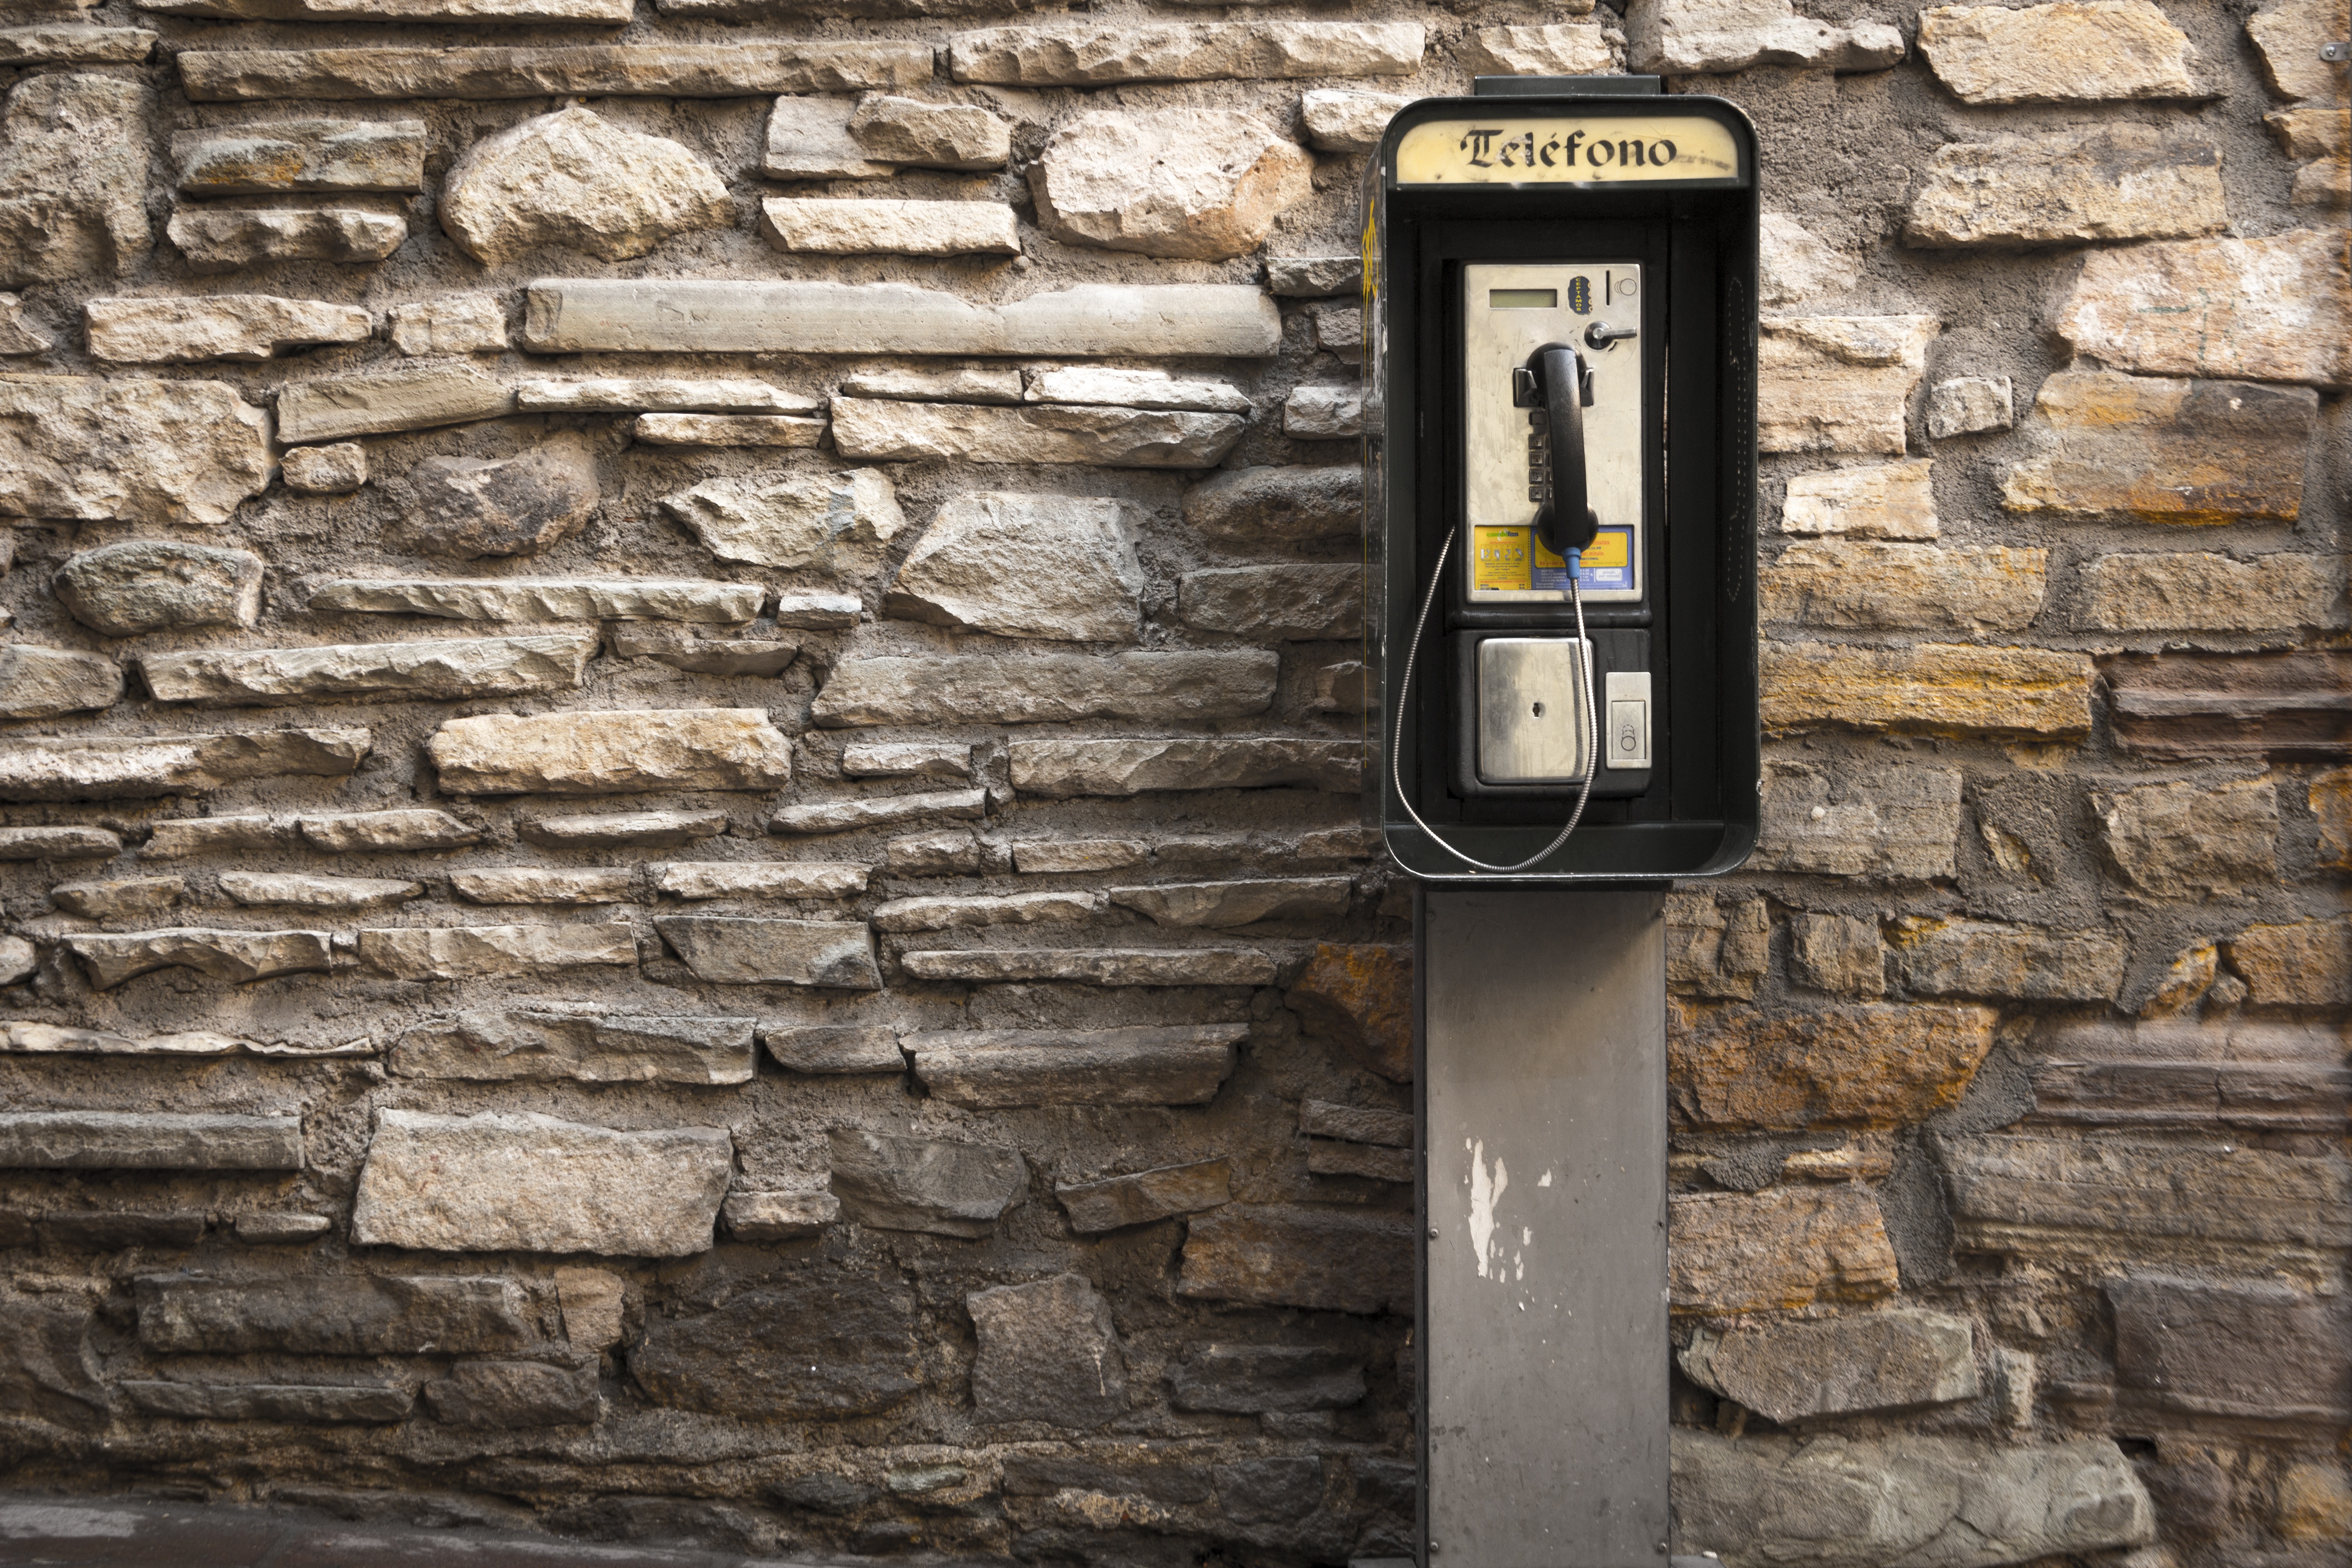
[1417,887,1670,1568]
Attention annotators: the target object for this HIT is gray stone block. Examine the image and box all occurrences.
[521,809,729,849]
[1057,1157,1231,1233]
[945,20,1425,85]
[0,646,119,719]
[1111,877,1352,928]
[54,540,263,636]
[900,947,1278,986]
[136,1274,531,1355]
[177,41,933,100]
[138,633,594,707]
[0,374,267,525]
[828,1126,1025,1237]
[883,490,1144,641]
[0,826,121,862]
[1009,736,1360,797]
[393,1008,757,1085]
[1170,1343,1365,1413]
[816,651,1275,729]
[297,808,480,853]
[424,1357,599,1427]
[1681,1308,1979,1424]
[0,1110,301,1169]
[968,1274,1126,1428]
[630,1269,921,1419]
[656,916,882,989]
[311,576,763,625]
[1178,1204,1412,1313]
[722,1188,839,1239]
[768,787,985,836]
[122,1380,413,1423]
[762,1025,903,1075]
[904,1024,1243,1108]
[1180,564,1363,638]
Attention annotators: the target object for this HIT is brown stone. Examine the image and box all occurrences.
[1762,541,2046,632]
[906,1025,1240,1109]
[1286,943,1410,1082]
[177,42,932,100]
[1029,108,1309,261]
[1668,1187,1901,1316]
[2095,779,2277,900]
[1915,0,2199,103]
[1681,1308,1979,1423]
[1666,894,1769,1000]
[2055,230,2351,390]
[1781,460,1937,539]
[2076,552,2338,633]
[2225,916,2351,1008]
[1176,1204,1412,1314]
[1668,1000,1997,1132]
[1790,914,1888,998]
[1755,760,1963,879]
[407,437,600,560]
[2102,651,2352,759]
[428,709,791,796]
[1009,736,1359,797]
[1758,316,1939,456]
[2313,768,2352,870]
[2108,1274,2351,1421]
[1763,642,2093,737]
[2003,371,2318,524]
[945,20,1426,86]
[1056,1158,1231,1233]
[1905,127,2224,248]
[1890,918,2128,1002]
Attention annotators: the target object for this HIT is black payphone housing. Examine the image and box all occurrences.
[1366,82,1761,882]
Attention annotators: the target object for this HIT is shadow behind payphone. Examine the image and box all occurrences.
[1367,86,1761,882]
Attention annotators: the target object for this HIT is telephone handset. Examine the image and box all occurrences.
[1523,341,1600,559]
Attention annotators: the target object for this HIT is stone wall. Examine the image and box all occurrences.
[0,0,2340,1555]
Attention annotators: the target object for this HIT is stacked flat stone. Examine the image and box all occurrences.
[0,0,2340,1554]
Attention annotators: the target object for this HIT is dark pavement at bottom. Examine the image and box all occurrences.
[0,1494,854,1568]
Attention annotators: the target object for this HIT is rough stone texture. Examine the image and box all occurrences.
[66,928,334,989]
[0,728,367,801]
[769,787,984,836]
[815,651,1273,728]
[1763,643,2093,737]
[1010,737,1360,796]
[1755,760,1961,878]
[425,1358,599,1428]
[0,376,270,526]
[280,443,366,494]
[1781,460,1937,539]
[1759,316,1939,455]
[2096,779,2276,899]
[1298,88,1409,154]
[1265,255,1360,297]
[723,1188,839,1240]
[441,109,730,265]
[140,634,593,708]
[1673,1432,2156,1566]
[1670,1003,1996,1132]
[763,1025,902,1075]
[885,491,1143,641]
[406,437,598,559]
[2224,916,2352,1008]
[1025,366,1248,412]
[2109,1274,2352,1421]
[0,1110,302,1169]
[173,118,426,195]
[1170,1344,1362,1414]
[661,468,900,573]
[968,1274,1126,1428]
[1031,108,1308,261]
[1682,1308,1979,1423]
[1790,914,1888,997]
[828,1127,1024,1237]
[0,646,118,718]
[849,94,1009,169]
[314,576,761,625]
[2002,370,2318,523]
[629,1269,921,1420]
[86,294,372,364]
[760,197,1018,257]
[355,922,637,981]
[390,294,506,355]
[1669,1188,1901,1314]
[0,76,152,286]
[167,206,407,272]
[394,1009,754,1084]
[2056,229,2351,390]
[902,947,1278,986]
[180,43,932,101]
[1760,213,1859,308]
[3,828,123,863]
[1180,564,1362,639]
[1925,377,2012,439]
[1282,386,1362,439]
[1891,918,2128,1001]
[137,1275,529,1355]
[655,916,881,989]
[298,808,478,853]
[1057,1158,1230,1233]
[1630,0,1900,72]
[833,397,1242,468]
[221,872,418,911]
[520,809,725,850]
[1177,1205,1413,1314]
[906,1024,1240,1108]
[1762,542,2045,632]
[277,366,513,444]
[1112,877,1351,928]
[124,1382,412,1424]
[1458,22,1616,73]
[1286,944,1410,1081]
[1905,127,2225,248]
[350,1109,731,1255]
[946,21,1426,85]
[428,709,791,796]
[654,862,866,899]
[1916,0,2198,103]
[1184,466,1359,545]
[873,889,1099,932]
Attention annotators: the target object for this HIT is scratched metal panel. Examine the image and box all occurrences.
[1421,887,1669,1567]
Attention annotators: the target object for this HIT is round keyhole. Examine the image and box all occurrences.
[1531,701,1546,717]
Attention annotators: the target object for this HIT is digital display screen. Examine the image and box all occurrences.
[1488,289,1558,309]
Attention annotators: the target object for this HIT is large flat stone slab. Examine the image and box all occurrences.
[1669,1188,1900,1314]
[1762,541,2046,632]
[1009,736,1360,796]
[522,279,1282,358]
[0,727,368,802]
[1890,918,2127,1001]
[351,1109,732,1256]
[1180,564,1363,638]
[1111,877,1352,928]
[311,577,762,625]
[0,1110,301,1169]
[1627,0,1901,73]
[828,1127,1024,1237]
[1671,1002,1996,1132]
[1915,0,2197,103]
[883,490,1142,640]
[2108,1273,2351,1422]
[66,928,333,988]
[428,708,791,795]
[138,634,593,707]
[84,294,372,364]
[1758,316,1939,456]
[2055,228,2351,389]
[814,651,1274,727]
[1672,1431,2156,1566]
[122,1380,413,1424]
[1176,1204,1412,1313]
[1762,642,2093,736]
[659,466,903,572]
[394,1008,755,1083]
[355,923,637,981]
[0,375,269,525]
[630,1269,920,1418]
[831,396,1243,467]
[277,366,513,443]
[1681,1308,1978,1423]
[137,1274,529,1354]
[900,947,1279,985]
[655,916,881,988]
[171,117,428,194]
[0,76,152,290]
[1754,760,1962,877]
[946,20,1424,83]
[2002,370,2317,523]
[1904,126,2225,248]
[1058,1158,1231,1233]
[904,1024,1243,1107]
[177,42,932,100]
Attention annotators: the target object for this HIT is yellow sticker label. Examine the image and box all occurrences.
[1475,525,1636,593]
[1396,115,1742,186]
[1473,525,1534,592]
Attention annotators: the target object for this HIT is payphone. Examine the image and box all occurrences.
[1365,84,1761,882]
[1362,80,1761,1568]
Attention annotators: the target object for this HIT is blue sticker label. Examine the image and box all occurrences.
[1567,274,1592,315]
[1533,527,1634,592]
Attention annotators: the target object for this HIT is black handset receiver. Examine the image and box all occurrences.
[1528,342,1598,558]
